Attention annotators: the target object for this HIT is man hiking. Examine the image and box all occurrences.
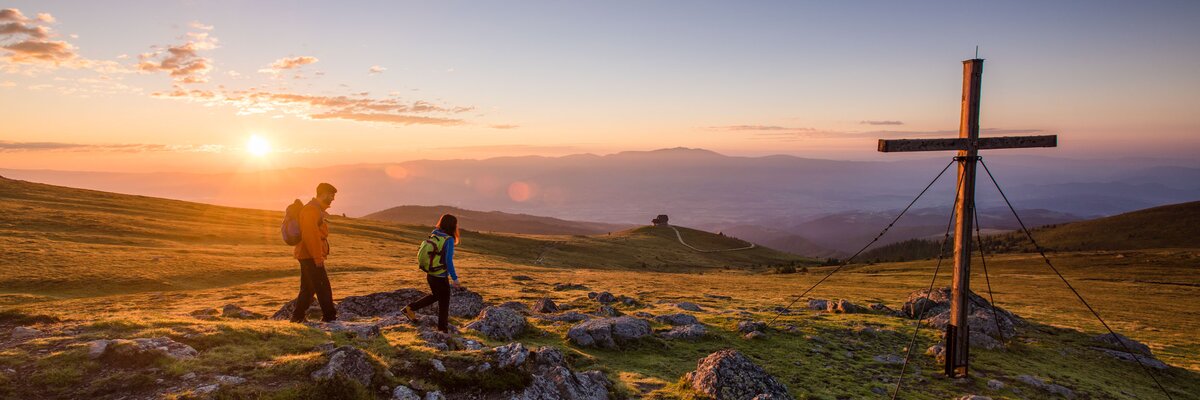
[290,182,338,323]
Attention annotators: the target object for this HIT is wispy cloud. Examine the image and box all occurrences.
[712,123,1044,142]
[861,120,903,126]
[0,140,226,153]
[137,25,217,84]
[259,56,318,74]
[153,88,475,126]
[368,65,386,75]
[489,124,519,130]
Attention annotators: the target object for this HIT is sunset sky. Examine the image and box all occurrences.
[2,1,1198,173]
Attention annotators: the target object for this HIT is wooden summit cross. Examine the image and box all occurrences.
[878,59,1057,378]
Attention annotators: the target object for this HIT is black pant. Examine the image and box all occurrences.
[291,258,337,322]
[408,274,450,332]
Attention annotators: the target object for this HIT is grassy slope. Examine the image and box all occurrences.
[363,205,634,236]
[1,176,1198,400]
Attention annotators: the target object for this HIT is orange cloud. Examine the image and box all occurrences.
[260,56,318,73]
[137,26,217,84]
[309,111,464,126]
[0,8,78,65]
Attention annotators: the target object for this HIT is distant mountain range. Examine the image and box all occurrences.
[3,147,1197,257]
[364,205,632,236]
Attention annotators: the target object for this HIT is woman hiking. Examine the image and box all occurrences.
[402,214,461,333]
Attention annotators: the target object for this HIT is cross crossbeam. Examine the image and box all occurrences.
[877,58,1057,378]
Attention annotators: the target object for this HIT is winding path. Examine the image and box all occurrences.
[666,225,757,253]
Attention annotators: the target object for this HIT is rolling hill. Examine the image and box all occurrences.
[0,175,808,303]
[364,205,633,235]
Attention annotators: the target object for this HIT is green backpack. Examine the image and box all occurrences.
[417,234,449,276]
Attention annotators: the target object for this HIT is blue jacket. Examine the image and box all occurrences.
[431,229,457,280]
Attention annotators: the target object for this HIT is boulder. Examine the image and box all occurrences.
[595,305,623,317]
[494,342,530,368]
[925,344,946,364]
[655,313,699,326]
[424,391,445,400]
[617,295,640,306]
[744,331,767,340]
[539,311,591,323]
[684,349,793,400]
[221,304,262,319]
[272,287,485,321]
[324,321,382,339]
[902,287,1021,348]
[467,306,528,340]
[737,320,767,334]
[567,316,651,348]
[1093,333,1152,355]
[827,299,868,314]
[10,326,41,340]
[504,346,610,400]
[587,291,617,304]
[311,345,375,388]
[806,299,828,311]
[1090,347,1169,369]
[676,302,703,312]
[533,297,560,313]
[392,385,420,400]
[660,324,707,341]
[92,337,198,364]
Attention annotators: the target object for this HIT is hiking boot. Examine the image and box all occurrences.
[402,306,418,323]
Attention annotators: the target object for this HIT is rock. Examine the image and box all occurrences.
[504,346,609,400]
[661,324,707,341]
[869,303,896,314]
[216,375,247,385]
[325,321,383,339]
[10,326,41,340]
[617,295,640,306]
[1090,347,1169,369]
[1093,333,1152,355]
[926,344,946,363]
[1017,375,1075,399]
[676,302,703,311]
[182,372,198,381]
[553,283,588,291]
[418,330,454,351]
[392,385,420,400]
[595,305,623,317]
[540,311,591,323]
[655,313,699,326]
[871,387,887,395]
[467,306,528,340]
[744,331,766,340]
[705,293,733,300]
[737,320,767,334]
[95,337,198,364]
[684,349,793,400]
[533,297,560,313]
[424,391,445,400]
[827,299,868,314]
[189,308,219,320]
[430,359,446,373]
[806,299,828,311]
[511,275,534,281]
[567,316,651,348]
[587,291,617,304]
[194,384,220,395]
[902,287,1021,348]
[987,379,1005,390]
[873,354,904,365]
[494,342,530,368]
[311,345,375,387]
[272,287,485,321]
[314,341,337,353]
[413,315,460,334]
[221,304,262,319]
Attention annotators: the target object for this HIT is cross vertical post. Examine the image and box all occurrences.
[946,58,983,378]
[876,58,1056,378]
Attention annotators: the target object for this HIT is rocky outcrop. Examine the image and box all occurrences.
[533,297,560,313]
[660,324,707,341]
[88,337,198,366]
[587,291,617,304]
[221,304,263,319]
[311,345,375,387]
[827,299,868,314]
[737,320,767,334]
[272,287,485,321]
[684,349,793,400]
[806,299,828,311]
[901,287,1021,349]
[676,302,703,312]
[502,346,609,400]
[655,313,699,326]
[1093,333,1152,355]
[467,306,528,340]
[567,316,651,348]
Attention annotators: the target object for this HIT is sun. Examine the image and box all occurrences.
[246,135,272,157]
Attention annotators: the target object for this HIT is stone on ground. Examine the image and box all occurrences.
[567,316,651,348]
[467,306,528,340]
[684,349,793,400]
[311,345,375,388]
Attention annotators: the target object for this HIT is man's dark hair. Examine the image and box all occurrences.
[316,182,338,196]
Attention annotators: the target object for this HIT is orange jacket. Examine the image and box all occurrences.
[294,198,330,264]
